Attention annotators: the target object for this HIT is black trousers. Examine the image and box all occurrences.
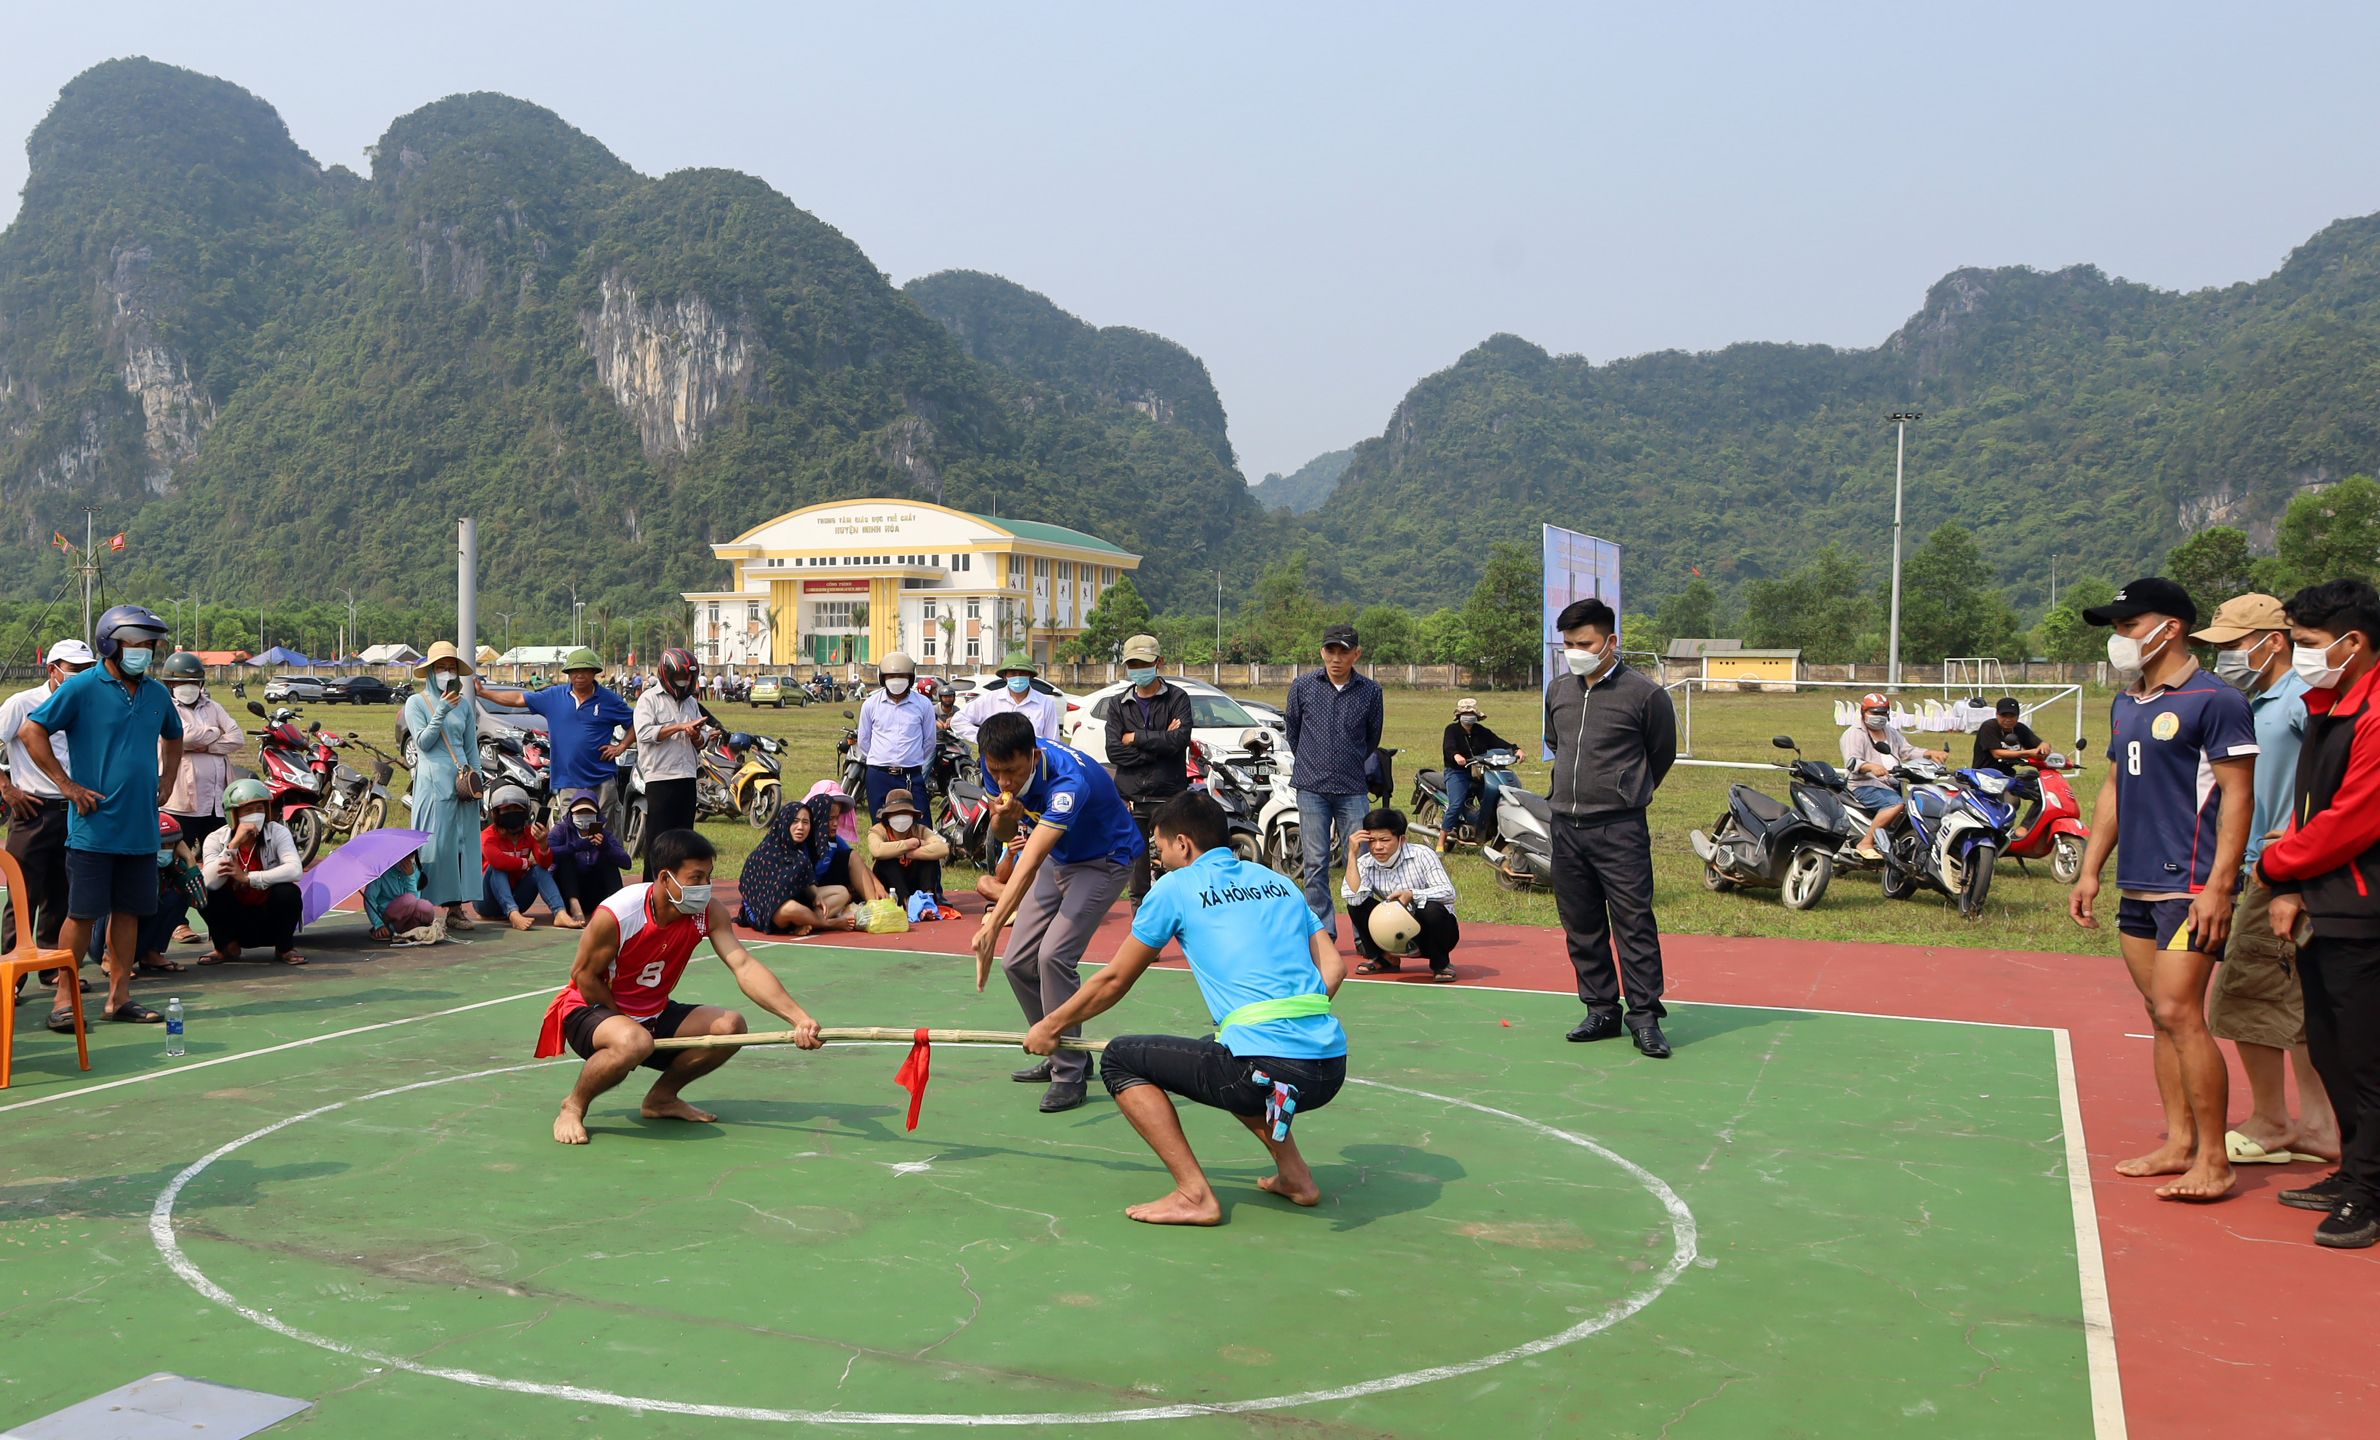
[2300,936,2380,1205]
[4,798,69,951]
[1349,895,1461,970]
[554,860,622,913]
[642,777,699,880]
[203,881,303,956]
[872,855,946,907]
[1124,794,1180,903]
[1551,809,1666,1026]
[171,813,225,867]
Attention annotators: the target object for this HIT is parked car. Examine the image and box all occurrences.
[749,675,801,708]
[1067,678,1280,767]
[947,672,1083,712]
[262,675,325,703]
[322,675,398,704]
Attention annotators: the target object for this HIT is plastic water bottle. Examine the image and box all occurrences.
[165,998,185,1058]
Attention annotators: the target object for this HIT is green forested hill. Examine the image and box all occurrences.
[1251,448,1353,513]
[0,59,1271,619]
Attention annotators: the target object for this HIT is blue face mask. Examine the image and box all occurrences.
[120,646,154,675]
[1005,675,1032,695]
[1126,666,1158,687]
[157,847,175,866]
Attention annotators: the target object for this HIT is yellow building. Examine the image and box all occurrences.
[681,500,1142,671]
[1701,648,1802,692]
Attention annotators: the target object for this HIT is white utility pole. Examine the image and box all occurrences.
[1886,412,1921,686]
[457,519,478,669]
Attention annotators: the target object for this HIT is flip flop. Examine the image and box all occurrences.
[105,1000,165,1024]
[273,951,309,966]
[1355,959,1401,975]
[2225,1130,2308,1165]
[138,957,191,975]
[1430,968,1459,983]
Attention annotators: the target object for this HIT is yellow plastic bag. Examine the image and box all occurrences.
[861,897,910,934]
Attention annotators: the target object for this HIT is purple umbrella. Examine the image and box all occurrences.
[299,828,431,929]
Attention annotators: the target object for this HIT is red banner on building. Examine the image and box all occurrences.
[803,579,869,594]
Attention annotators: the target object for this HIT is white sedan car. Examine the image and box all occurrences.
[1066,678,1284,768]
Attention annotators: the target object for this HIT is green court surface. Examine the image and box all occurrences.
[2,934,2093,1437]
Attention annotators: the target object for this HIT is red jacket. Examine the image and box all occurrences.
[482,823,552,875]
[2258,663,2380,937]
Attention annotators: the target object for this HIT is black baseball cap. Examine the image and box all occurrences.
[1995,696,2021,716]
[2081,577,2196,628]
[1322,623,1360,650]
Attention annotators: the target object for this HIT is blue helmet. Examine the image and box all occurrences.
[94,603,167,658]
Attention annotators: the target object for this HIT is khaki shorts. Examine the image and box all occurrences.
[2209,872,2306,1050]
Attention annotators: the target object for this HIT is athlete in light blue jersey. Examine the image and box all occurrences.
[1025,790,1347,1226]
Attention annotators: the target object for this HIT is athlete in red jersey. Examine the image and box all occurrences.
[537,828,822,1144]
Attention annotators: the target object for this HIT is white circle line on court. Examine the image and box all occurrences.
[150,1059,1698,1426]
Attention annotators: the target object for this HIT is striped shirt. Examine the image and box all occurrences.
[1342,841,1457,909]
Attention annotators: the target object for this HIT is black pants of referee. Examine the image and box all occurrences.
[642,777,699,880]
[1551,809,1667,1028]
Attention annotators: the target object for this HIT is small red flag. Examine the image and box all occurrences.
[894,1028,932,1130]
[108,533,126,552]
[1690,566,1702,576]
[52,532,73,553]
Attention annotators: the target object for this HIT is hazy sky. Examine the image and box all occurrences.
[8,3,2380,481]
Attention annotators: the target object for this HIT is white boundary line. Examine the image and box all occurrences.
[2052,1029,2127,1440]
[149,1062,1697,1427]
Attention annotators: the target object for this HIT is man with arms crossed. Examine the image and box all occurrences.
[2070,578,2258,1201]
[1025,791,1347,1225]
[971,708,1144,1114]
[535,828,824,1144]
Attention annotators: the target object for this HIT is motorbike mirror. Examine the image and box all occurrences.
[2074,737,2091,754]
[247,701,267,717]
[308,721,320,734]
[841,710,854,719]
[1771,736,1796,750]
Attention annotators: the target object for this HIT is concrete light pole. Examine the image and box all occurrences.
[1886,412,1921,687]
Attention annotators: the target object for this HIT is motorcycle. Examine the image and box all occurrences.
[1996,740,2092,883]
[721,731,785,828]
[835,710,863,800]
[1411,747,1520,848]
[1880,758,2018,918]
[1688,736,1851,910]
[1195,730,1275,865]
[243,701,329,865]
[477,729,551,825]
[694,737,744,822]
[1477,777,1556,891]
[806,673,847,705]
[935,770,997,868]
[925,730,976,802]
[315,729,398,845]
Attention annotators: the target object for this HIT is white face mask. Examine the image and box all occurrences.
[889,814,914,832]
[1563,643,1611,677]
[172,684,202,705]
[2106,621,2175,686]
[2295,635,2354,691]
[671,879,713,915]
[885,677,910,696]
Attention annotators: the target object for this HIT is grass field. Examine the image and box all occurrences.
[228,673,2125,955]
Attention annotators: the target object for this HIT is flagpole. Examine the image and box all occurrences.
[81,507,97,642]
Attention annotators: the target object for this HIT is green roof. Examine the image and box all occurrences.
[968,513,1134,558]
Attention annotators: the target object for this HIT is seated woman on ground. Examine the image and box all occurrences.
[738,790,888,936]
[363,847,439,939]
[868,788,959,919]
[197,778,309,966]
[975,831,1024,913]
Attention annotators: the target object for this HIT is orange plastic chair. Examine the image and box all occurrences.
[0,847,88,1086]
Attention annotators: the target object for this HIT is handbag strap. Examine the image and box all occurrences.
[434,703,474,777]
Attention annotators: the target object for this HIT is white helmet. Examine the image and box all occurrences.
[1367,900,1421,955]
[880,651,916,677]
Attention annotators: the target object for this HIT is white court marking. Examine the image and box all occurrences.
[149,1058,1699,1427]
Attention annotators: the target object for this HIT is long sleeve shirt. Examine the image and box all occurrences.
[1284,668,1384,796]
[1105,681,1195,802]
[362,864,421,930]
[165,695,246,818]
[200,821,303,891]
[953,687,1062,745]
[550,824,631,875]
[1342,841,1459,909]
[481,824,553,875]
[633,688,703,782]
[857,689,940,769]
[1442,720,1516,770]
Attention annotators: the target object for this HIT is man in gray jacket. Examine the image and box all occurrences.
[1544,598,1678,1057]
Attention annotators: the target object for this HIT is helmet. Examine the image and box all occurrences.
[562,646,602,673]
[489,784,532,812]
[158,813,183,840]
[880,650,916,677]
[1858,692,1891,719]
[916,676,940,700]
[159,650,206,682]
[224,777,271,811]
[94,603,167,659]
[659,647,699,699]
[1367,900,1422,956]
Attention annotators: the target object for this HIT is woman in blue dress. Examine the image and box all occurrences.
[403,641,483,928]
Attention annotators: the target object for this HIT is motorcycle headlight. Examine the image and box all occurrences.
[1970,772,2009,796]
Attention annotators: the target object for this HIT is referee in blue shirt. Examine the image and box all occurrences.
[1026,790,1347,1226]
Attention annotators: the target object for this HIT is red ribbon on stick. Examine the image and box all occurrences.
[894,1028,932,1130]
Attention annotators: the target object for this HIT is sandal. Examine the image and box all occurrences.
[1355,959,1401,975]
[197,949,240,965]
[45,1008,78,1034]
[273,951,309,966]
[106,1000,165,1024]
[138,957,191,975]
[1430,967,1458,984]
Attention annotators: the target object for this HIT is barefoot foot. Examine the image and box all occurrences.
[509,911,534,931]
[2115,1144,2195,1178]
[554,1107,590,1145]
[555,912,587,930]
[1257,1173,1322,1207]
[1125,1189,1224,1226]
[2155,1162,2235,1201]
[641,1095,717,1123]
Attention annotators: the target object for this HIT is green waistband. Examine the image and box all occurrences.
[1217,993,1333,1033]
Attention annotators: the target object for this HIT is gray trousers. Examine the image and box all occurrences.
[1002,857,1131,1084]
[1551,810,1667,1026]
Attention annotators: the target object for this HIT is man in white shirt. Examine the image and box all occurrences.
[160,649,245,943]
[1,640,94,986]
[633,647,713,881]
[855,651,938,816]
[952,652,1063,746]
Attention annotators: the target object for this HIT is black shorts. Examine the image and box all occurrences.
[562,999,701,1072]
[2117,896,2227,960]
[1098,1032,1346,1117]
[66,847,159,921]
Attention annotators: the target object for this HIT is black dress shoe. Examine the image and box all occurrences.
[2281,1172,2349,1212]
[1631,1024,1672,1059]
[1011,1060,1054,1084]
[1565,1012,1625,1043]
[1039,1081,1087,1113]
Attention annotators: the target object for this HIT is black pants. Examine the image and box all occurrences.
[171,813,225,867]
[1124,794,1180,903]
[1349,895,1461,970]
[1551,809,1666,1026]
[203,881,303,956]
[872,856,945,907]
[554,860,622,914]
[1098,1032,1346,1116]
[642,777,699,880]
[2301,936,2380,1205]
[4,797,69,951]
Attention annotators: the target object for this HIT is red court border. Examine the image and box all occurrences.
[725,885,2376,1440]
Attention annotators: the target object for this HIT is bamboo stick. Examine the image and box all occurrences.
[650,1026,1108,1053]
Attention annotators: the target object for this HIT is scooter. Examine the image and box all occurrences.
[722,731,784,828]
[477,729,550,825]
[315,730,397,844]
[1880,758,2019,917]
[1411,748,1520,848]
[694,737,744,822]
[1996,741,2091,883]
[1477,777,1556,891]
[1689,736,1851,910]
[1195,730,1275,865]
[244,701,329,865]
[835,710,863,801]
[935,769,997,867]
